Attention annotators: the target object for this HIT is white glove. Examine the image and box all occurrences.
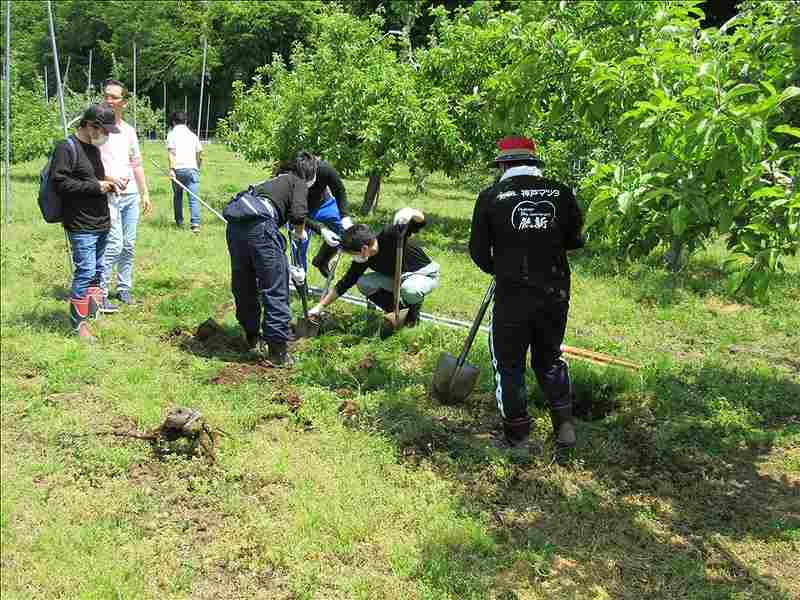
[393,207,417,226]
[321,228,341,247]
[340,216,354,231]
[289,266,306,286]
[308,304,324,318]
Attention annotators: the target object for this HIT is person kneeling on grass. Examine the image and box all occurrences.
[307,207,440,338]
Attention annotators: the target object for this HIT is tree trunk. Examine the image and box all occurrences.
[361,173,382,215]
[665,237,684,272]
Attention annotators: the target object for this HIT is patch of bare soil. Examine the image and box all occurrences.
[728,344,800,373]
[207,363,280,385]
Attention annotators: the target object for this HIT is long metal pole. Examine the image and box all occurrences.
[163,80,167,138]
[196,37,207,134]
[87,47,92,92]
[44,66,48,100]
[148,157,227,224]
[46,0,67,137]
[132,41,137,132]
[4,0,11,224]
[46,0,72,278]
[204,91,210,141]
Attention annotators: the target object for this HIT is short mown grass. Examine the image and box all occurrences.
[1,141,798,599]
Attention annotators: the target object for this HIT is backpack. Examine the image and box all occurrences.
[38,137,77,223]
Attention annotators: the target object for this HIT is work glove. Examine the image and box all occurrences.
[321,228,341,247]
[289,266,306,286]
[308,303,324,319]
[393,207,417,226]
[340,216,354,231]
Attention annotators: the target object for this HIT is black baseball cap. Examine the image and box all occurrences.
[82,103,120,134]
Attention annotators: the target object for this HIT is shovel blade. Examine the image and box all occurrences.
[431,352,481,404]
[294,318,320,338]
[382,309,409,332]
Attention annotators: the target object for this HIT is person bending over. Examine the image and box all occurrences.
[308,207,439,338]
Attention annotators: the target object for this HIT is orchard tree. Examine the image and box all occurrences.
[220,7,422,213]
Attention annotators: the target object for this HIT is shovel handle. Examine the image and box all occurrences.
[455,279,496,368]
[392,224,409,320]
[288,226,312,319]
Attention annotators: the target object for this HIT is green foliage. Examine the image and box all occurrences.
[220,7,420,178]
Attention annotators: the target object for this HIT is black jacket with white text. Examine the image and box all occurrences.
[469,173,584,297]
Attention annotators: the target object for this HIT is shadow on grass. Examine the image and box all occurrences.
[296,319,798,598]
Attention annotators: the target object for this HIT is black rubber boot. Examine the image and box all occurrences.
[312,242,338,278]
[406,301,422,327]
[245,332,260,350]
[366,290,395,312]
[267,341,293,367]
[550,405,576,449]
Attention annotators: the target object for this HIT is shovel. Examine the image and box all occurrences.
[288,230,320,338]
[432,279,496,404]
[382,224,410,333]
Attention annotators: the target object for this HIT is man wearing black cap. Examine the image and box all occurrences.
[469,136,584,451]
[50,103,128,342]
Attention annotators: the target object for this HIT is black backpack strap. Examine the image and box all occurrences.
[66,137,77,168]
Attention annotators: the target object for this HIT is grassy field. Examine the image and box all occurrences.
[1,141,798,599]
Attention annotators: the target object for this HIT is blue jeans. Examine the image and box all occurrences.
[67,230,109,300]
[226,217,291,344]
[173,168,201,227]
[101,193,139,296]
[292,194,343,271]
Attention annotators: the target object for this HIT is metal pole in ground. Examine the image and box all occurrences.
[44,66,48,100]
[86,47,92,93]
[196,37,207,135]
[163,80,167,138]
[132,41,137,132]
[3,0,11,224]
[47,0,73,279]
[204,90,211,142]
[46,0,67,138]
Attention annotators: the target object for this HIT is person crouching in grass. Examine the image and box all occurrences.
[308,207,439,338]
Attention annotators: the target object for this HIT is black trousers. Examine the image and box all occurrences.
[488,286,572,440]
[226,218,290,344]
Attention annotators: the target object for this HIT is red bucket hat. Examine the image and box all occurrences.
[491,136,543,168]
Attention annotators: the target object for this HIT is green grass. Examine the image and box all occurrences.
[1,141,798,599]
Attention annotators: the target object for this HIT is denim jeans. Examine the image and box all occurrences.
[292,193,344,271]
[67,229,109,300]
[173,168,201,227]
[101,192,139,296]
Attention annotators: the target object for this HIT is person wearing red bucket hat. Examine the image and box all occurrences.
[469,135,584,454]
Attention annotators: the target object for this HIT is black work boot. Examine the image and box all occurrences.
[406,301,423,327]
[366,290,395,312]
[245,332,260,350]
[550,405,576,449]
[261,340,293,368]
[312,242,338,278]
